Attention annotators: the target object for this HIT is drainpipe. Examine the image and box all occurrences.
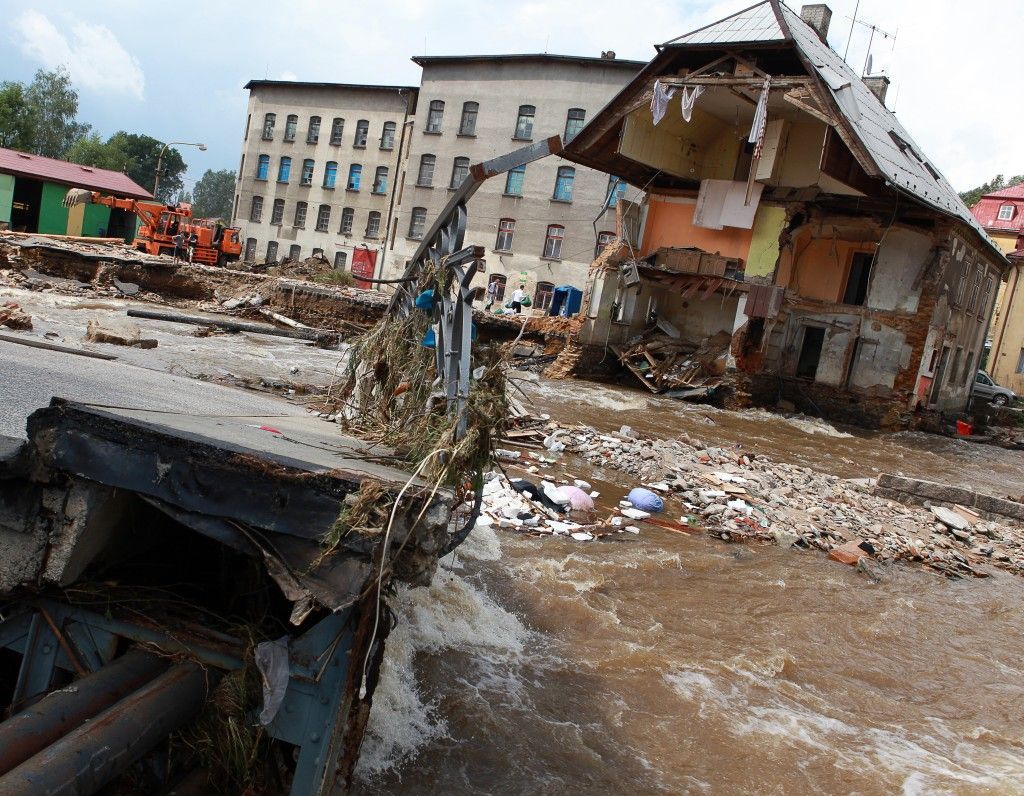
[377,89,414,288]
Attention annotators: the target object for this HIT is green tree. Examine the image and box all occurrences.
[24,67,90,158]
[65,132,131,172]
[960,174,1024,208]
[190,169,235,220]
[107,132,186,201]
[0,81,35,150]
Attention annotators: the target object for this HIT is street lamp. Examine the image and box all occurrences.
[153,141,207,199]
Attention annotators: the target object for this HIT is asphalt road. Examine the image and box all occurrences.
[0,337,305,439]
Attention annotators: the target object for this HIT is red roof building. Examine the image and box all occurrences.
[970,183,1024,253]
[0,146,151,199]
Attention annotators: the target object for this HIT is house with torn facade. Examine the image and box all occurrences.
[560,1,1008,427]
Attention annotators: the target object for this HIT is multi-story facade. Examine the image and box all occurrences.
[232,81,417,272]
[384,54,645,309]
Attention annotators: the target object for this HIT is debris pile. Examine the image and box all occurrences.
[519,420,1024,579]
[0,301,32,330]
[84,319,158,349]
[613,329,731,398]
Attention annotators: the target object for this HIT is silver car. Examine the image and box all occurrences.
[974,370,1016,406]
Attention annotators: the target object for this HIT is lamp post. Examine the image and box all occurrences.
[153,141,207,200]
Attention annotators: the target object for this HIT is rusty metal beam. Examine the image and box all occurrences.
[0,662,216,795]
[0,649,168,776]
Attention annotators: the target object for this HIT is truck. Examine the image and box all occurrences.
[62,189,242,266]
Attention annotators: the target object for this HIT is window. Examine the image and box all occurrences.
[304,115,320,144]
[505,164,525,196]
[262,113,275,140]
[366,210,381,238]
[606,176,628,207]
[426,100,444,133]
[495,218,515,252]
[301,158,315,186]
[284,114,297,142]
[542,224,564,259]
[324,161,337,188]
[968,267,983,313]
[843,251,874,306]
[249,195,263,222]
[256,154,269,180]
[277,156,291,183]
[354,120,369,148]
[266,240,278,263]
[372,166,388,194]
[244,113,251,140]
[981,275,994,319]
[330,118,344,146]
[450,156,470,189]
[459,101,478,135]
[238,154,245,178]
[796,327,825,379]
[1017,348,1024,374]
[270,198,285,224]
[294,201,307,228]
[380,121,396,149]
[487,274,507,303]
[514,105,535,139]
[334,251,347,270]
[315,204,331,232]
[340,207,354,235]
[949,347,963,390]
[998,204,1014,221]
[233,193,239,219]
[564,108,586,143]
[962,350,975,386]
[553,166,575,202]
[595,230,615,258]
[289,244,301,261]
[245,237,257,261]
[417,154,436,187]
[347,164,362,191]
[955,260,971,305]
[409,207,427,239]
[534,281,555,311]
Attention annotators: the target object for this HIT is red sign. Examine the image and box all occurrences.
[351,247,377,289]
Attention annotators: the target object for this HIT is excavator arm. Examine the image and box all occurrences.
[63,189,168,232]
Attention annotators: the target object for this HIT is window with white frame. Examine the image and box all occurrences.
[998,204,1014,221]
[514,105,535,139]
[380,121,396,149]
[330,117,344,145]
[495,218,514,252]
[294,201,307,228]
[595,230,615,258]
[307,116,321,144]
[543,224,564,259]
[249,195,263,222]
[301,159,315,186]
[340,207,355,235]
[534,281,555,311]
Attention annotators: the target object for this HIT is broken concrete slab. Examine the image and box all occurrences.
[931,505,971,531]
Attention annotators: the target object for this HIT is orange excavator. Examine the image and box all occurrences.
[63,189,243,266]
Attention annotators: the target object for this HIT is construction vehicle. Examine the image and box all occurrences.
[63,189,243,266]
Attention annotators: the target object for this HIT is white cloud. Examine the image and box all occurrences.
[278,70,300,82]
[12,10,145,100]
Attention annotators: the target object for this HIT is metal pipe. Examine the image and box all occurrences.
[0,662,216,795]
[0,649,169,776]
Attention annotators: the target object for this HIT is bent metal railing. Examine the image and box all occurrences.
[388,136,562,441]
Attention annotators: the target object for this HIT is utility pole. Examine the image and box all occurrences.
[153,141,207,200]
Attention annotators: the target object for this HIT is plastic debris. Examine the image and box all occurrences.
[628,487,665,513]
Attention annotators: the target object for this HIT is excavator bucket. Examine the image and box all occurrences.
[62,188,95,208]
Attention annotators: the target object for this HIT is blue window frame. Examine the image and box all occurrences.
[324,161,337,188]
[256,154,269,180]
[607,176,628,207]
[553,166,575,202]
[347,164,362,191]
[504,164,525,196]
[277,156,291,183]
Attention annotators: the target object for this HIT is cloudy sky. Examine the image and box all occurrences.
[1,0,1017,193]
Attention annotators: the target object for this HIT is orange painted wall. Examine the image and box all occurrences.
[776,230,875,302]
[641,197,755,260]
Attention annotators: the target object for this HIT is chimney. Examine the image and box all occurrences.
[863,75,890,105]
[601,50,616,60]
[800,4,832,42]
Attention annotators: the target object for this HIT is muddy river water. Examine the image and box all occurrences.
[356,378,1024,794]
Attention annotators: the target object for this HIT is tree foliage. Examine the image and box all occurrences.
[190,169,235,220]
[0,82,35,150]
[23,68,90,159]
[65,133,131,172]
[960,174,1024,208]
[65,131,188,201]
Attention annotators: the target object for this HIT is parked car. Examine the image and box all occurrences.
[973,370,1016,406]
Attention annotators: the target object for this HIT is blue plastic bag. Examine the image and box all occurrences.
[627,487,664,513]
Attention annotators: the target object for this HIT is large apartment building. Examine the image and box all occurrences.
[386,54,645,308]
[233,81,416,273]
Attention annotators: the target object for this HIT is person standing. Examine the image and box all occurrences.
[485,279,498,310]
[510,284,528,314]
[187,231,198,263]
[171,232,185,263]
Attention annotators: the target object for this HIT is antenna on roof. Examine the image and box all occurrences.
[843,0,861,60]
[845,14,897,76]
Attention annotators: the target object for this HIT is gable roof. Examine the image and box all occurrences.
[652,1,999,260]
[0,147,151,199]
[984,183,1024,201]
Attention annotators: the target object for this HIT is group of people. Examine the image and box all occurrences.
[485,280,530,314]
[171,231,199,263]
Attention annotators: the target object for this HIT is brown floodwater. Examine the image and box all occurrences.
[354,377,1024,794]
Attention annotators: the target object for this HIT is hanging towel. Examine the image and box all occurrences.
[748,76,772,147]
[651,79,677,126]
[680,85,705,122]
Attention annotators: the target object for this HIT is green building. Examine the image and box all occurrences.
[0,146,151,240]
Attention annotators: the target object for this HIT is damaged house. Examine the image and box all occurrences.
[561,1,1008,427]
